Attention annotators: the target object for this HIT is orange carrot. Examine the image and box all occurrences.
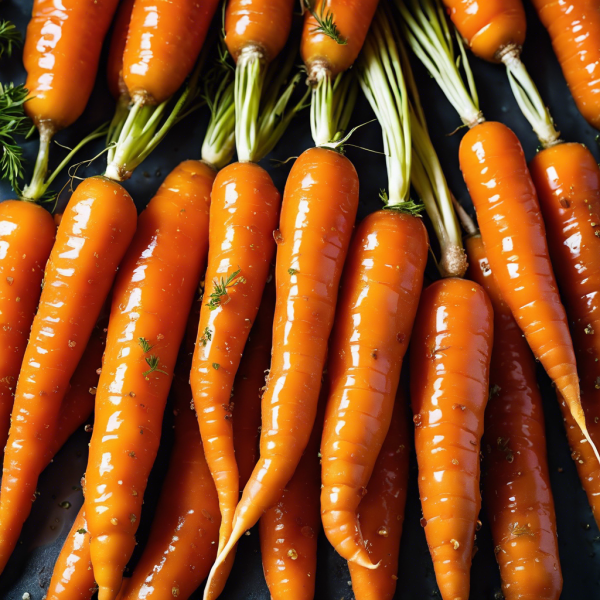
[467,232,562,600]
[411,278,493,600]
[84,161,213,600]
[347,383,411,600]
[259,377,327,600]
[107,0,135,101]
[0,176,136,576]
[205,146,359,591]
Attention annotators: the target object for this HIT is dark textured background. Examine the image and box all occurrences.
[1,0,600,598]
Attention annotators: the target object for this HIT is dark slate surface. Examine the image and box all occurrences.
[1,0,599,598]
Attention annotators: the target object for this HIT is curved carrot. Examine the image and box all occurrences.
[0,201,55,457]
[206,146,359,590]
[531,0,600,130]
[440,0,526,63]
[0,176,136,575]
[232,278,276,489]
[107,0,135,101]
[321,210,427,567]
[467,233,562,600]
[530,142,600,526]
[259,378,327,600]
[123,0,219,105]
[410,277,493,600]
[347,383,411,600]
[84,161,213,600]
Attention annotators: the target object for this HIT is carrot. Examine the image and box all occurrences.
[21,0,120,200]
[347,383,411,600]
[529,142,600,527]
[466,231,562,600]
[107,0,135,102]
[397,0,598,461]
[411,277,493,600]
[0,176,136,575]
[205,146,359,592]
[259,377,327,600]
[0,201,55,457]
[84,160,213,600]
[531,0,600,130]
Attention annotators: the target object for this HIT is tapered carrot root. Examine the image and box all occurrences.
[440,0,526,63]
[321,210,428,568]
[411,278,493,600]
[531,0,600,130]
[84,161,213,600]
[0,177,136,575]
[206,146,359,591]
[259,379,326,600]
[530,142,600,526]
[467,234,562,600]
[348,384,411,600]
[107,0,135,100]
[0,201,55,457]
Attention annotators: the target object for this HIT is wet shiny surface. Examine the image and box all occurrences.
[320,210,427,566]
[23,0,119,130]
[410,278,493,600]
[84,162,212,600]
[467,234,562,600]
[107,0,135,101]
[531,0,600,130]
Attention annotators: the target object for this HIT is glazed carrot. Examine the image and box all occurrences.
[466,232,562,600]
[347,384,410,600]
[531,0,600,130]
[0,201,55,456]
[259,378,327,600]
[0,176,136,576]
[84,161,214,600]
[205,146,359,591]
[21,0,119,200]
[107,0,135,101]
[440,0,526,63]
[411,278,493,600]
[530,143,600,527]
[232,278,276,489]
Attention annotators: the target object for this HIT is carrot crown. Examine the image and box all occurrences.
[396,0,483,129]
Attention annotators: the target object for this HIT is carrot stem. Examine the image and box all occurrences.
[21,130,50,201]
[106,93,131,155]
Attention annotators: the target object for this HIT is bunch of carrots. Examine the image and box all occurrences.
[1,0,600,598]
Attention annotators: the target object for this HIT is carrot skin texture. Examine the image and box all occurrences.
[467,234,562,600]
[123,0,220,104]
[225,0,294,61]
[301,0,379,78]
[107,0,136,100]
[531,0,600,130]
[0,177,136,574]
[440,0,526,63]
[0,201,55,457]
[85,161,213,600]
[259,380,326,600]
[530,143,600,526]
[410,278,493,600]
[459,122,584,435]
[348,385,411,600]
[23,0,120,131]
[321,210,428,567]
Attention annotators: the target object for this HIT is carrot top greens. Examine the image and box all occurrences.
[0,20,21,59]
[303,0,347,46]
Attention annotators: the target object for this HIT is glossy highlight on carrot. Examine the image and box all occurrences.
[0,177,136,576]
[107,0,136,101]
[84,161,213,600]
[321,210,427,568]
[410,277,493,600]
[467,234,562,600]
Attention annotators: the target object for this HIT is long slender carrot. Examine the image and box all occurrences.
[259,377,327,600]
[530,143,600,527]
[0,176,136,576]
[84,160,214,600]
[466,231,562,600]
[21,0,120,200]
[530,0,600,131]
[205,146,359,591]
[107,0,135,102]
[347,383,411,600]
[0,201,55,456]
[411,277,493,600]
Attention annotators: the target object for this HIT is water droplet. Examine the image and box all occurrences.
[287,548,298,560]
[273,229,283,244]
[377,527,389,537]
[413,414,422,427]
